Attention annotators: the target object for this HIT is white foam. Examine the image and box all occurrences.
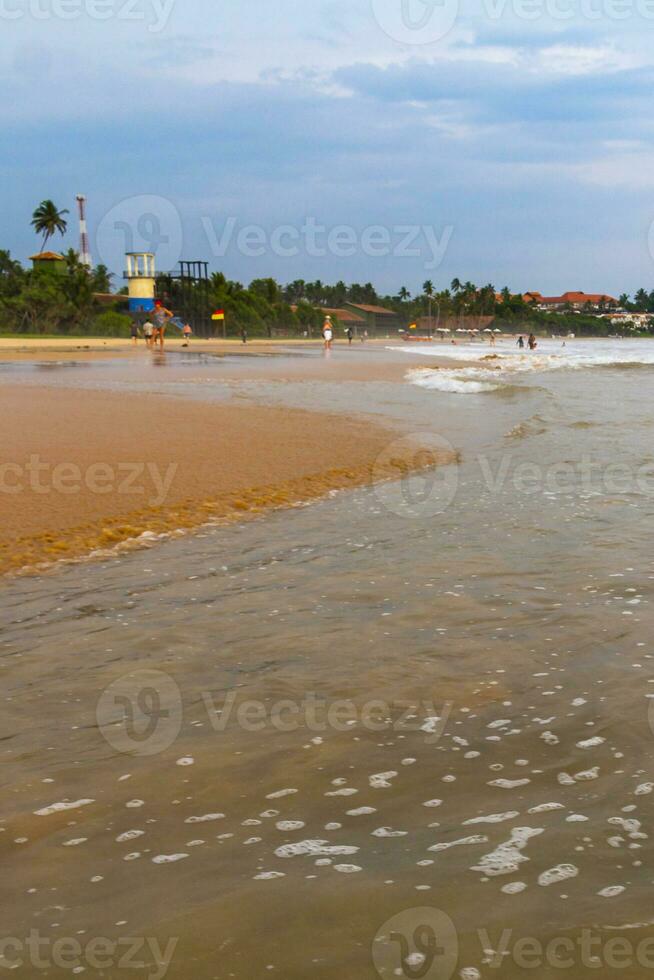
[116,830,145,842]
[430,835,488,853]
[471,827,543,877]
[576,737,605,749]
[369,772,398,789]
[538,864,579,887]
[152,854,189,864]
[464,812,519,825]
[274,840,359,859]
[598,885,626,898]
[488,779,530,789]
[528,803,564,814]
[185,813,225,824]
[34,799,94,817]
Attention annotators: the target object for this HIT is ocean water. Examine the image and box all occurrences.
[2,342,654,979]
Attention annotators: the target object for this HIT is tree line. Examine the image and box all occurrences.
[1,200,653,336]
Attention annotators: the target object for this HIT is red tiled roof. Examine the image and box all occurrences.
[347,303,396,315]
[539,292,617,305]
[561,291,617,303]
[323,308,365,323]
[30,251,65,261]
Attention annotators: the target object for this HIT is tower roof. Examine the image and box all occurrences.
[30,251,65,261]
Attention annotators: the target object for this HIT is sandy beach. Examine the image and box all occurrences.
[0,352,451,574]
[3,338,654,979]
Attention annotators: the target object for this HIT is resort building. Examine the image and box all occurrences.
[342,303,402,335]
[536,291,618,312]
[322,307,366,332]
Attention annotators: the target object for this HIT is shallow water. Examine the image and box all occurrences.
[2,342,654,978]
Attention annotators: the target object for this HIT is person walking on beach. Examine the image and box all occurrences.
[152,302,173,349]
[346,326,354,345]
[517,335,525,349]
[323,315,333,351]
[142,319,154,347]
[528,333,538,350]
[182,323,192,347]
[130,321,139,346]
[241,327,247,344]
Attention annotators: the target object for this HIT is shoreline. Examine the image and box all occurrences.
[0,382,454,577]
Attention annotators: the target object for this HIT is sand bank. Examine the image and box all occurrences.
[0,384,451,575]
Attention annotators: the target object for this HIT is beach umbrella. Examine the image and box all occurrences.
[483,328,493,333]
[493,328,502,333]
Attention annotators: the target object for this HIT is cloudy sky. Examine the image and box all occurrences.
[2,0,654,294]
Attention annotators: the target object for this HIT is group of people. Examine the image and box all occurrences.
[130,303,193,349]
[517,333,538,350]
[322,315,367,349]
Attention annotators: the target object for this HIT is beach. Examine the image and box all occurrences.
[0,347,451,574]
[2,338,654,979]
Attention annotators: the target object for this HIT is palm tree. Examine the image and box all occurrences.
[423,280,434,336]
[398,286,411,303]
[451,278,462,294]
[31,200,69,253]
[92,264,113,293]
[634,288,649,312]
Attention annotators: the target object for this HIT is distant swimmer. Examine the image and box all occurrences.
[517,335,525,349]
[528,333,538,350]
[323,315,333,350]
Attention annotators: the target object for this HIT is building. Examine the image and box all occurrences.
[537,291,618,312]
[124,252,156,314]
[342,303,402,335]
[29,251,66,275]
[322,308,366,332]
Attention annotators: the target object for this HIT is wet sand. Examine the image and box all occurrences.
[2,342,654,978]
[0,382,450,575]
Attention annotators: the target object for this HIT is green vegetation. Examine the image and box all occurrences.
[30,200,69,252]
[2,203,653,336]
[0,249,119,335]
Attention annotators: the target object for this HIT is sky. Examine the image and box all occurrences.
[2,0,654,296]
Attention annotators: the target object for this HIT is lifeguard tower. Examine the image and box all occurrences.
[125,252,156,313]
